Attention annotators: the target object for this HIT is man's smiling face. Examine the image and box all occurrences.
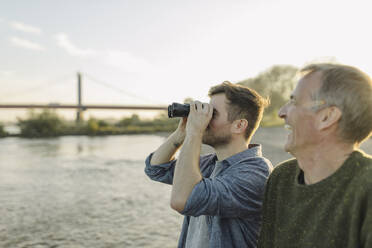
[278,71,324,155]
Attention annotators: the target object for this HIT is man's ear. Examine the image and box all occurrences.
[231,119,248,134]
[317,106,342,130]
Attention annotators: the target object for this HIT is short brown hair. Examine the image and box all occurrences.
[208,81,269,140]
[301,63,372,144]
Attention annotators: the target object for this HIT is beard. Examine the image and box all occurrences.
[202,128,232,148]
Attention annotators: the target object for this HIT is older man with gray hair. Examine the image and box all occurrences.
[258,63,372,248]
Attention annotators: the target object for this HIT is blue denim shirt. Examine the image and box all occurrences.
[144,144,272,248]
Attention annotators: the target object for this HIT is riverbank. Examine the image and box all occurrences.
[0,110,179,138]
[0,109,284,138]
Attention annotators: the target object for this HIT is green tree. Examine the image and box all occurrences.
[17,109,65,137]
[0,123,6,137]
[97,120,109,127]
[86,118,100,135]
[85,118,114,135]
[238,65,298,123]
[116,114,141,127]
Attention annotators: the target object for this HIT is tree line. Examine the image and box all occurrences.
[238,65,298,125]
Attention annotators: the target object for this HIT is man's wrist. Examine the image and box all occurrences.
[185,131,203,140]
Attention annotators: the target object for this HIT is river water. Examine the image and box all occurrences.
[0,128,371,248]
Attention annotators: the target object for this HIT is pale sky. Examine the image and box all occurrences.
[1,0,372,121]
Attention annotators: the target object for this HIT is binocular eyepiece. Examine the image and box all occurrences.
[168,103,190,118]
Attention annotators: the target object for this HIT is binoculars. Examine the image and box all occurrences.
[168,103,190,118]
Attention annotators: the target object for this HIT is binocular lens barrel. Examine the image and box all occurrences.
[168,103,190,118]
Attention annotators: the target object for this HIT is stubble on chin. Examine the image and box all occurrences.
[202,131,232,148]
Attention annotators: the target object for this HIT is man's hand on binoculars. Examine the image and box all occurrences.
[185,101,213,137]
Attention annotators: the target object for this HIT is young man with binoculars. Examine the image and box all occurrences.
[145,81,272,248]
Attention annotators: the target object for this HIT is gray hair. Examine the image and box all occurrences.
[301,63,372,144]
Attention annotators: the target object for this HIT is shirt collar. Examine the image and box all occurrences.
[223,144,262,166]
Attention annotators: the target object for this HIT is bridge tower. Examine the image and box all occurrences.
[76,72,84,123]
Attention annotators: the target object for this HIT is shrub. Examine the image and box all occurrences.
[0,123,6,137]
[84,118,99,135]
[17,109,65,137]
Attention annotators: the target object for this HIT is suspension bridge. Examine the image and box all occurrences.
[0,72,168,122]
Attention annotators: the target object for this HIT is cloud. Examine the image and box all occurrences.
[55,33,96,57]
[0,70,15,77]
[10,21,42,34]
[55,32,156,73]
[10,36,45,51]
[103,50,156,73]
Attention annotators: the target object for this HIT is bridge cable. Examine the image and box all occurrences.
[83,73,166,105]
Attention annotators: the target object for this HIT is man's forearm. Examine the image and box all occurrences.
[150,131,184,165]
[170,133,203,212]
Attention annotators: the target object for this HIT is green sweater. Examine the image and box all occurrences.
[258,150,372,248]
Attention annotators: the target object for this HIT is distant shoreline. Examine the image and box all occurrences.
[1,126,371,159]
[0,125,284,139]
[0,131,173,139]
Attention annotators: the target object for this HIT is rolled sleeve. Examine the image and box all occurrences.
[144,153,177,185]
[181,159,270,218]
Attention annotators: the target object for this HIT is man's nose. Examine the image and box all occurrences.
[278,105,287,119]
